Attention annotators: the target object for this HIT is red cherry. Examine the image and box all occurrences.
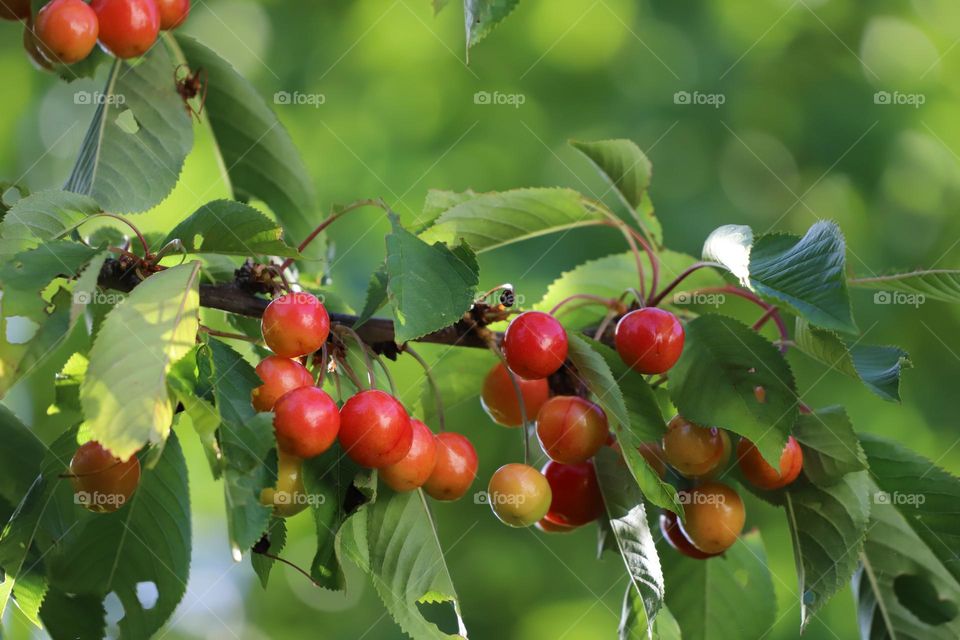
[273,386,340,459]
[614,308,685,374]
[91,0,159,59]
[541,460,604,527]
[502,311,568,379]
[261,292,330,358]
[536,395,609,464]
[423,432,478,501]
[23,23,54,70]
[155,0,189,30]
[480,362,550,427]
[251,356,314,412]
[338,390,413,468]
[1,0,31,20]
[69,441,140,513]
[737,436,803,490]
[659,510,718,560]
[35,0,98,64]
[380,420,438,492]
[536,517,577,533]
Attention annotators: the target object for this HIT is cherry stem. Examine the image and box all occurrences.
[646,261,724,308]
[280,198,387,271]
[334,325,377,389]
[592,207,659,301]
[752,306,780,331]
[336,358,366,391]
[475,283,514,304]
[404,345,445,432]
[315,343,329,387]
[694,285,790,353]
[200,326,260,343]
[593,309,619,342]
[372,354,398,396]
[650,375,668,389]
[89,212,151,257]
[254,550,323,588]
[548,294,622,317]
[485,339,531,466]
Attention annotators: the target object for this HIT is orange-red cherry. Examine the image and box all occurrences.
[536,517,577,533]
[23,23,54,70]
[380,419,438,492]
[35,0,98,64]
[480,362,550,427]
[615,308,685,374]
[1,0,30,20]
[69,441,141,513]
[91,0,159,59]
[487,463,552,528]
[542,460,603,527]
[338,390,413,468]
[662,415,729,478]
[273,386,340,459]
[536,395,609,464]
[251,356,314,412]
[737,436,803,490]
[423,432,478,501]
[502,311,568,379]
[261,292,330,358]
[678,482,745,555]
[659,510,718,559]
[155,0,189,30]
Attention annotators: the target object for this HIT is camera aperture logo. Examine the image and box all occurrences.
[474,91,526,108]
[274,91,326,108]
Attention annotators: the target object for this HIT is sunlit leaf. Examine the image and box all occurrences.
[162,200,300,258]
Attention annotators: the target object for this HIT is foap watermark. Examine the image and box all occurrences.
[75,490,127,509]
[674,90,725,109]
[473,490,527,506]
[274,91,326,108]
[873,291,925,308]
[271,491,326,507]
[473,91,526,108]
[678,491,727,506]
[74,290,125,306]
[74,91,126,106]
[673,291,726,308]
[873,90,925,108]
[873,490,925,508]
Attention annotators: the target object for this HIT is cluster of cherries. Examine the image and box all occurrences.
[253,292,479,517]
[480,305,803,559]
[2,0,190,69]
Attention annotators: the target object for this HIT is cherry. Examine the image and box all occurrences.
[487,463,552,528]
[260,450,308,518]
[536,395,609,464]
[90,0,159,59]
[34,0,98,65]
[23,23,54,71]
[261,292,330,359]
[480,362,550,427]
[541,460,603,527]
[380,419,438,492]
[678,482,745,555]
[338,389,413,468]
[614,308,685,374]
[155,0,189,30]
[423,432,478,501]
[502,311,568,379]
[251,356,314,412]
[737,435,803,490]
[69,441,140,513]
[1,0,30,20]
[662,415,729,478]
[535,517,577,533]
[273,386,339,459]
[659,510,718,560]
[637,441,667,478]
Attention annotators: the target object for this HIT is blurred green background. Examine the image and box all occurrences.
[3,0,960,638]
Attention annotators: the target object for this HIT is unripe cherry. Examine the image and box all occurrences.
[659,510,718,560]
[487,463,552,528]
[261,292,330,358]
[502,311,568,379]
[273,386,340,458]
[251,356,314,412]
[480,362,550,427]
[338,390,413,468]
[541,460,604,527]
[91,0,160,59]
[662,415,729,478]
[737,436,803,490]
[69,441,140,513]
[260,450,309,518]
[614,307,684,374]
[536,395,609,464]
[35,0,98,64]
[380,420,438,492]
[678,482,745,555]
[423,432,477,501]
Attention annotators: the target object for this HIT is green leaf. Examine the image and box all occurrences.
[343,488,467,639]
[849,269,960,304]
[668,314,798,468]
[860,434,960,585]
[419,189,479,232]
[175,36,321,264]
[162,200,300,258]
[39,589,105,640]
[418,188,602,253]
[64,48,194,214]
[620,592,681,640]
[80,262,201,460]
[791,406,867,486]
[355,265,389,328]
[0,471,55,625]
[0,190,99,263]
[784,471,871,629]
[251,517,287,588]
[595,447,665,634]
[854,478,960,640]
[565,334,681,513]
[0,406,44,507]
[570,139,661,245]
[794,319,911,403]
[167,346,222,476]
[661,530,777,640]
[200,338,276,557]
[465,0,520,54]
[385,219,479,343]
[0,241,101,321]
[586,337,666,442]
[47,433,192,639]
